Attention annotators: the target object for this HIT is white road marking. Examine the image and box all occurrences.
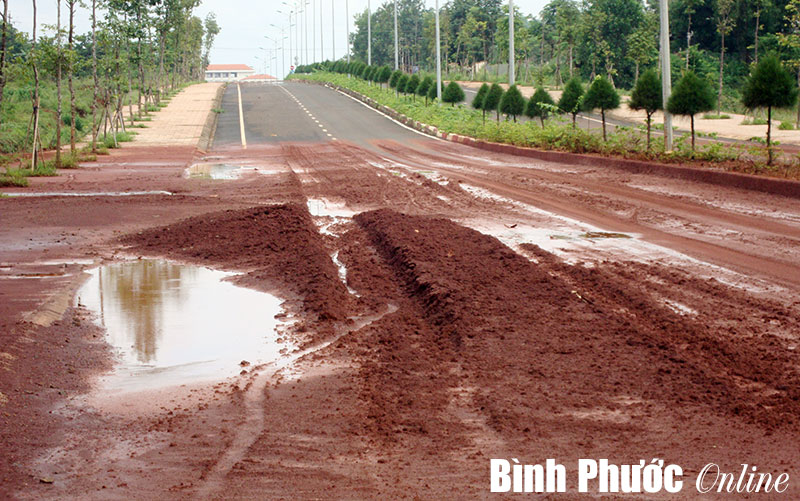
[236,83,247,149]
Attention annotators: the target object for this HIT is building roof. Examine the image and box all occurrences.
[206,64,254,71]
[242,74,276,80]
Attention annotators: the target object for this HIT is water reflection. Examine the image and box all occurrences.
[77,260,286,391]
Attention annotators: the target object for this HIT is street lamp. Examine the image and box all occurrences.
[659,0,673,151]
[331,0,335,61]
[368,0,371,66]
[394,0,398,70]
[509,0,515,85]
[435,0,442,105]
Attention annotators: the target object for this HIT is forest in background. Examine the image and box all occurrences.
[350,0,800,115]
[0,0,219,166]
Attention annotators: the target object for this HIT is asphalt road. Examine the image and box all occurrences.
[213,82,431,149]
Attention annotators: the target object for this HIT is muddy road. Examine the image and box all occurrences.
[2,81,800,499]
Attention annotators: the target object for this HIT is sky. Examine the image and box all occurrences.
[10,0,550,79]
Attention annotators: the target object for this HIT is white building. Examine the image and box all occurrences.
[205,64,255,82]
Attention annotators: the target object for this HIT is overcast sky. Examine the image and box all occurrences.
[11,0,550,79]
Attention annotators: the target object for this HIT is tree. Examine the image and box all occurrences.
[499,84,525,122]
[526,87,555,126]
[396,73,409,94]
[417,75,433,104]
[667,71,715,151]
[715,0,736,116]
[473,82,489,123]
[442,80,465,106]
[0,0,8,114]
[66,0,77,152]
[483,82,504,122]
[427,80,443,103]
[406,74,420,99]
[389,69,402,90]
[583,75,620,140]
[681,0,702,70]
[377,65,392,88]
[55,0,63,167]
[629,69,662,150]
[742,55,799,165]
[558,77,584,127]
[202,13,219,69]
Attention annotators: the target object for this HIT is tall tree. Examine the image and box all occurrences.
[558,77,583,126]
[681,0,702,70]
[55,0,62,167]
[67,0,76,152]
[31,0,41,170]
[0,0,9,114]
[715,0,736,116]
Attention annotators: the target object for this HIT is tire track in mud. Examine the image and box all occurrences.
[373,140,800,288]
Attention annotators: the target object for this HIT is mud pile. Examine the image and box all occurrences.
[121,204,349,324]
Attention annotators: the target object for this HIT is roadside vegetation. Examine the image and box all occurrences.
[0,0,219,186]
[292,59,800,177]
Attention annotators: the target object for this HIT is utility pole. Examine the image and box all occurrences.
[394,0,399,70]
[509,0,515,85]
[319,0,323,62]
[435,0,442,106]
[304,0,308,65]
[346,0,350,65]
[659,0,673,151]
[331,0,335,60]
[367,0,371,65]
[312,0,315,64]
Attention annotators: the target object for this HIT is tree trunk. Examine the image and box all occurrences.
[717,33,725,116]
[55,0,62,167]
[767,105,773,165]
[572,112,576,127]
[0,0,9,114]
[569,44,573,77]
[634,62,639,83]
[31,0,41,171]
[646,113,651,150]
[91,0,98,152]
[601,109,606,141]
[691,115,696,152]
[68,0,75,152]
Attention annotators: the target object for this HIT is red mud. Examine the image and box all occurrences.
[3,133,800,498]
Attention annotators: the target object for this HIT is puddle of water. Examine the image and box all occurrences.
[1,191,172,197]
[306,198,356,218]
[76,260,289,392]
[331,251,359,296]
[186,163,244,180]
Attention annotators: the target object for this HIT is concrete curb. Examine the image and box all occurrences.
[296,78,800,199]
[197,83,227,152]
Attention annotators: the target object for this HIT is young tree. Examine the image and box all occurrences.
[66,0,77,152]
[417,75,433,104]
[0,0,8,114]
[473,82,489,123]
[715,0,736,116]
[742,55,799,165]
[558,77,584,127]
[389,69,402,90]
[483,82,504,122]
[667,71,715,151]
[396,73,409,95]
[499,84,525,122]
[377,65,391,88]
[406,74,420,100]
[426,80,442,104]
[526,87,555,127]
[629,69,662,150]
[583,76,619,140]
[442,81,465,106]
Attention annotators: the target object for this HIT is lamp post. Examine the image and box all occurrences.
[270,25,288,80]
[509,0,515,85]
[435,0,442,105]
[367,0,371,66]
[319,0,324,62]
[345,0,350,66]
[659,0,673,151]
[394,0,399,70]
[331,0,335,60]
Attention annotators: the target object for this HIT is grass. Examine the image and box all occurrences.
[703,114,731,119]
[779,121,795,130]
[290,72,741,165]
[741,117,768,125]
[0,172,28,187]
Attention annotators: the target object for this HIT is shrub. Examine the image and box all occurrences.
[483,83,504,122]
[473,83,490,123]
